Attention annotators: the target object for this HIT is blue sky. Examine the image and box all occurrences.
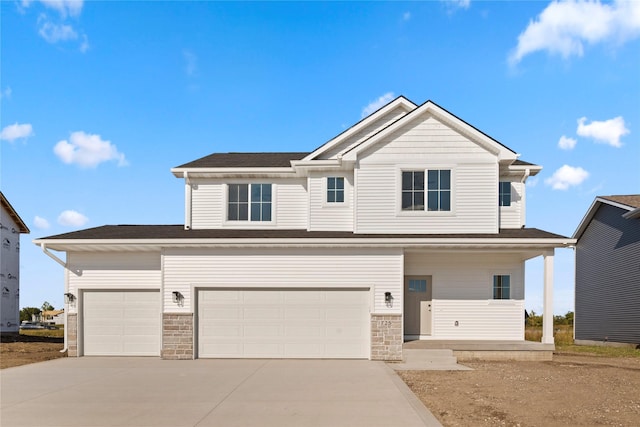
[2,1,639,314]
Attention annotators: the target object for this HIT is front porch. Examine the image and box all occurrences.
[403,339,555,361]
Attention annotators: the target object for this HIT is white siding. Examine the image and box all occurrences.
[163,247,402,314]
[190,178,307,229]
[499,180,524,229]
[318,108,409,160]
[405,252,525,340]
[431,299,524,340]
[355,115,498,234]
[67,252,161,314]
[308,171,354,231]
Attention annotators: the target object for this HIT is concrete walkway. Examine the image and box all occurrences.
[1,358,441,427]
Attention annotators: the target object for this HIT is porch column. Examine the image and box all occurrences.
[542,250,555,344]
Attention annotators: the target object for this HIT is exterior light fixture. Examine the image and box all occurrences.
[64,293,75,304]
[384,291,393,307]
[172,291,184,304]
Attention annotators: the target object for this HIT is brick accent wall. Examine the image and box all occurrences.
[371,314,403,361]
[67,313,78,357]
[161,313,194,360]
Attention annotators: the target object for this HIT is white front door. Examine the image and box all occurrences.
[404,276,432,336]
[198,288,369,359]
[83,290,160,356]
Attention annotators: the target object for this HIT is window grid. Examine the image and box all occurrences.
[427,169,451,211]
[499,182,511,207]
[402,171,425,211]
[493,275,511,299]
[327,177,345,203]
[408,279,427,293]
[228,183,272,222]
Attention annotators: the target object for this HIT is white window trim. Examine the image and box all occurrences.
[322,176,350,208]
[491,273,512,300]
[222,182,277,227]
[396,165,456,217]
[498,181,515,209]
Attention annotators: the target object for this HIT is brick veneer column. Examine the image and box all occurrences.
[67,313,78,357]
[161,313,194,360]
[370,313,402,361]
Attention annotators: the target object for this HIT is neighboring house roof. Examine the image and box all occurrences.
[574,195,640,239]
[42,309,64,317]
[0,192,30,234]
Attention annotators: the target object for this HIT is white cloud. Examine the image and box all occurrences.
[33,216,50,229]
[403,12,411,21]
[558,135,577,150]
[57,210,88,227]
[577,116,629,148]
[25,0,83,18]
[1,123,34,142]
[509,0,640,65]
[361,92,395,118]
[183,49,198,77]
[445,0,471,10]
[54,131,127,168]
[526,176,539,187]
[38,18,77,43]
[79,33,90,53]
[0,87,12,99]
[545,165,589,190]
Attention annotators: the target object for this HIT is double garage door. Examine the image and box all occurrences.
[83,290,160,356]
[198,288,370,359]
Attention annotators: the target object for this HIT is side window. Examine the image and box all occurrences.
[228,183,272,222]
[493,275,511,299]
[499,182,512,207]
[427,169,451,211]
[327,177,345,203]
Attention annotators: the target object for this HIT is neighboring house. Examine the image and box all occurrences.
[1,192,30,335]
[41,309,65,325]
[573,195,640,347]
[34,97,573,360]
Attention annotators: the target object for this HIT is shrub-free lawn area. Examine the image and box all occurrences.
[1,330,65,369]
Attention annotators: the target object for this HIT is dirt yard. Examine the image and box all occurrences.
[399,352,640,427]
[1,334,65,369]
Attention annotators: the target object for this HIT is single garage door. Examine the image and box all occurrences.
[198,288,369,359]
[83,290,160,356]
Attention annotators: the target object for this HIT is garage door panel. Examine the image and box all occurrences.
[198,289,369,359]
[83,290,160,356]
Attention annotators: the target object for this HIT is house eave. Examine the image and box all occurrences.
[171,167,299,179]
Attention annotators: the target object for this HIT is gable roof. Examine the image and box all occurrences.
[573,195,640,239]
[341,99,518,162]
[174,152,309,169]
[0,192,30,234]
[303,95,417,161]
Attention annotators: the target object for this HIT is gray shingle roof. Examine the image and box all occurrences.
[37,225,569,241]
[174,152,309,169]
[600,195,640,209]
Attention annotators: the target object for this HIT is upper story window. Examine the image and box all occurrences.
[327,177,345,203]
[499,182,512,207]
[402,171,424,211]
[427,170,451,211]
[402,170,451,212]
[228,183,272,221]
[493,275,511,299]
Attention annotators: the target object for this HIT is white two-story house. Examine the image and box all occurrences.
[35,97,573,360]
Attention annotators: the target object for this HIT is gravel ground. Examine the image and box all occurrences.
[399,352,640,427]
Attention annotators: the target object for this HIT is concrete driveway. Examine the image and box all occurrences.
[1,358,441,427]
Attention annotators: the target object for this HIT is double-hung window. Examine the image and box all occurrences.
[493,275,511,299]
[228,183,272,222]
[402,169,451,212]
[327,177,345,203]
[499,182,511,207]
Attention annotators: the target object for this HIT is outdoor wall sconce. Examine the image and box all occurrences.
[385,291,393,307]
[172,291,184,304]
[64,293,75,304]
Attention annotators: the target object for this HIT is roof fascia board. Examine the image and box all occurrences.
[302,96,417,161]
[171,167,298,178]
[34,237,575,251]
[572,196,635,239]
[0,193,30,234]
[342,101,517,162]
[622,207,640,219]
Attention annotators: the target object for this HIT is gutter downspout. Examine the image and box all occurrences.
[184,171,192,230]
[521,168,530,227]
[41,244,69,354]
